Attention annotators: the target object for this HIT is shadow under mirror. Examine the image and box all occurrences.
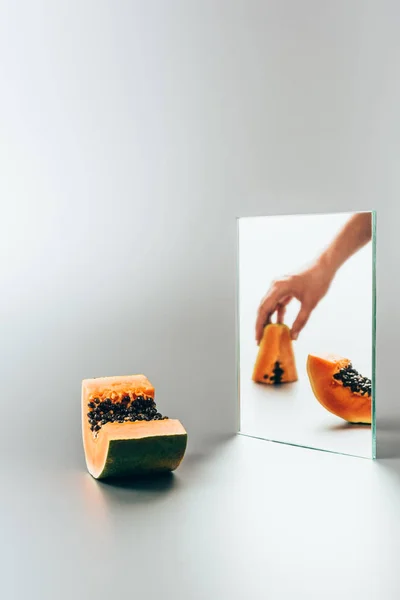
[237,211,375,459]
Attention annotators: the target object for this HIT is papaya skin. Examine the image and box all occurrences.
[307,353,371,424]
[252,323,298,384]
[81,375,187,479]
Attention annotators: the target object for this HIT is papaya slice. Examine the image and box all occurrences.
[252,323,298,384]
[82,375,187,479]
[307,353,372,424]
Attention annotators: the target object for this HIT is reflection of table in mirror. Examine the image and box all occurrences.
[240,364,372,458]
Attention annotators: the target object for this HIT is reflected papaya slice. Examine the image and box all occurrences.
[307,353,372,424]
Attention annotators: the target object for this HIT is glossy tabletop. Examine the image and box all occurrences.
[3,434,400,600]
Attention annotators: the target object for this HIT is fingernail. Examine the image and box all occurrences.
[292,332,298,340]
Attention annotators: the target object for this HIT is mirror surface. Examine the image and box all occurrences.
[238,211,375,459]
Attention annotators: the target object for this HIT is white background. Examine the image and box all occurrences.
[1,2,400,599]
[239,212,373,458]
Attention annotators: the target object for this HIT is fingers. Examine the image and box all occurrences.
[255,296,273,344]
[276,295,292,324]
[255,282,291,344]
[291,303,312,340]
[276,304,286,324]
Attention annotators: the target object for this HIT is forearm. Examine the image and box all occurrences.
[316,212,372,279]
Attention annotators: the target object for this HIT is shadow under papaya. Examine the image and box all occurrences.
[326,422,371,432]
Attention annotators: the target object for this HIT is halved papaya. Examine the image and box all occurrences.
[82,374,187,479]
[252,323,298,384]
[307,354,372,424]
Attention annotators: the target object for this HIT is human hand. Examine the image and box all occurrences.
[255,259,334,344]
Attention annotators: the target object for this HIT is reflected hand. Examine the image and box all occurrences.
[255,261,333,344]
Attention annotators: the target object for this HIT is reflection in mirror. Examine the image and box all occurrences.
[237,211,375,459]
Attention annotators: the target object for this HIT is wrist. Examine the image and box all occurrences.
[313,252,337,285]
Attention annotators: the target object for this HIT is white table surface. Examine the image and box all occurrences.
[3,433,400,600]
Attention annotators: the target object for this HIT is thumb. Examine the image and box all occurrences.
[291,304,312,340]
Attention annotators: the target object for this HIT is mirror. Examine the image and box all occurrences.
[237,211,375,459]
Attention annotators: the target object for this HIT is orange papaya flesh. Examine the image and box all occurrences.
[253,323,298,384]
[82,375,187,479]
[307,353,372,424]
